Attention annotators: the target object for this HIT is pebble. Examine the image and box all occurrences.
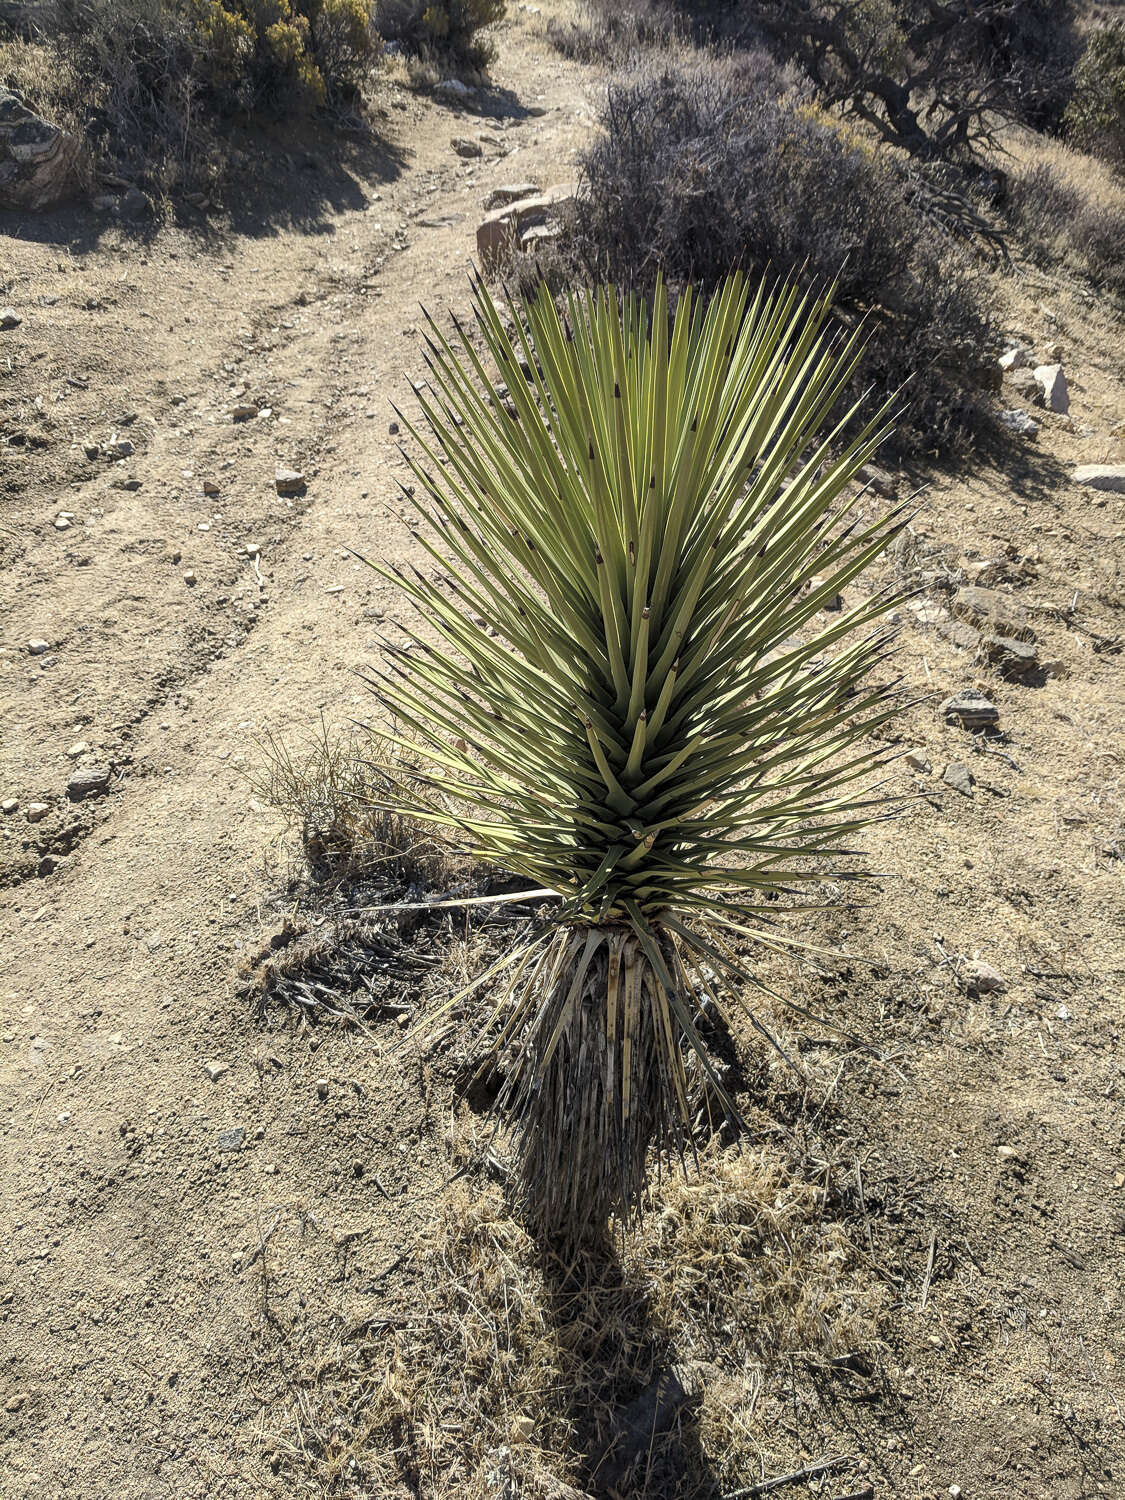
[0,308,22,329]
[232,402,259,422]
[245,542,260,558]
[963,958,1006,994]
[27,639,49,656]
[981,634,1038,679]
[66,741,90,758]
[54,514,72,531]
[998,346,1028,371]
[997,409,1039,438]
[903,749,931,773]
[942,690,998,729]
[452,136,483,158]
[26,803,51,822]
[275,467,306,496]
[204,1061,230,1082]
[67,764,111,800]
[316,1078,329,1100]
[183,570,198,586]
[943,761,974,798]
[217,1126,245,1152]
[107,438,135,458]
[202,480,220,496]
[1,799,17,815]
[83,442,100,459]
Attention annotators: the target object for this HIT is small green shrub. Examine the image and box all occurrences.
[1065,21,1125,168]
[376,0,505,69]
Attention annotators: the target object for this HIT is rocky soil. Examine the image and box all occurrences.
[1,5,1123,1498]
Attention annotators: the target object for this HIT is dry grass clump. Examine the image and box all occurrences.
[250,1144,886,1498]
[1005,132,1125,297]
[255,719,460,889]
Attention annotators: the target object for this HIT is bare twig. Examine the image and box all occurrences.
[725,1455,853,1498]
[920,1229,937,1311]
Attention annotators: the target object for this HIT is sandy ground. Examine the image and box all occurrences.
[1,6,1123,1498]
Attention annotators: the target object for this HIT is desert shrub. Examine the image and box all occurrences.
[3,0,379,198]
[1008,158,1125,295]
[375,0,504,69]
[546,0,680,63]
[552,59,991,451]
[1065,21,1125,168]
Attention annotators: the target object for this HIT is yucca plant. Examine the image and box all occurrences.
[363,272,904,1242]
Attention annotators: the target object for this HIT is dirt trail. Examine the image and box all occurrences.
[3,8,1125,1499]
[1,15,595,1496]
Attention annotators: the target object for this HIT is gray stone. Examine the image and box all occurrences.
[217,1126,245,1152]
[26,802,51,822]
[275,467,306,496]
[476,185,577,267]
[106,438,134,458]
[952,585,1034,642]
[0,307,21,329]
[943,761,974,797]
[962,958,1006,995]
[1073,464,1125,494]
[27,639,49,655]
[981,634,1038,678]
[998,346,1028,371]
[1,798,17,815]
[232,402,258,422]
[485,182,542,210]
[903,749,931,773]
[997,409,1039,438]
[204,1061,230,1083]
[942,689,999,729]
[1005,368,1040,401]
[67,764,111,800]
[1033,363,1068,414]
[452,136,482,158]
[0,89,82,211]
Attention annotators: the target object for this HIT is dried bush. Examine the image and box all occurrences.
[547,0,680,63]
[549,59,992,452]
[375,0,505,70]
[3,0,380,198]
[1065,20,1125,169]
[1007,158,1125,296]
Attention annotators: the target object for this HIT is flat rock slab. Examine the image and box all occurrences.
[942,689,999,729]
[67,765,112,800]
[952,584,1034,642]
[982,633,1038,678]
[1074,465,1125,494]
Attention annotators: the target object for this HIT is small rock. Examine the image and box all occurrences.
[316,1078,329,1100]
[0,308,22,330]
[1,799,17,815]
[83,442,100,459]
[204,1061,230,1083]
[67,764,111,800]
[218,1127,245,1152]
[903,749,931,773]
[27,639,49,656]
[26,802,51,822]
[232,402,259,422]
[54,514,72,531]
[943,761,974,797]
[952,585,1034,642]
[245,542,260,558]
[981,634,1038,679]
[942,690,999,729]
[275,467,306,496]
[452,136,483,158]
[1033,363,1068,414]
[436,78,471,95]
[997,409,1039,438]
[1073,464,1125,494]
[388,420,400,435]
[963,959,1005,995]
[107,438,135,458]
[998,346,1028,371]
[202,479,221,496]
[485,181,543,210]
[183,570,197,586]
[997,1145,1019,1161]
[66,741,90,758]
